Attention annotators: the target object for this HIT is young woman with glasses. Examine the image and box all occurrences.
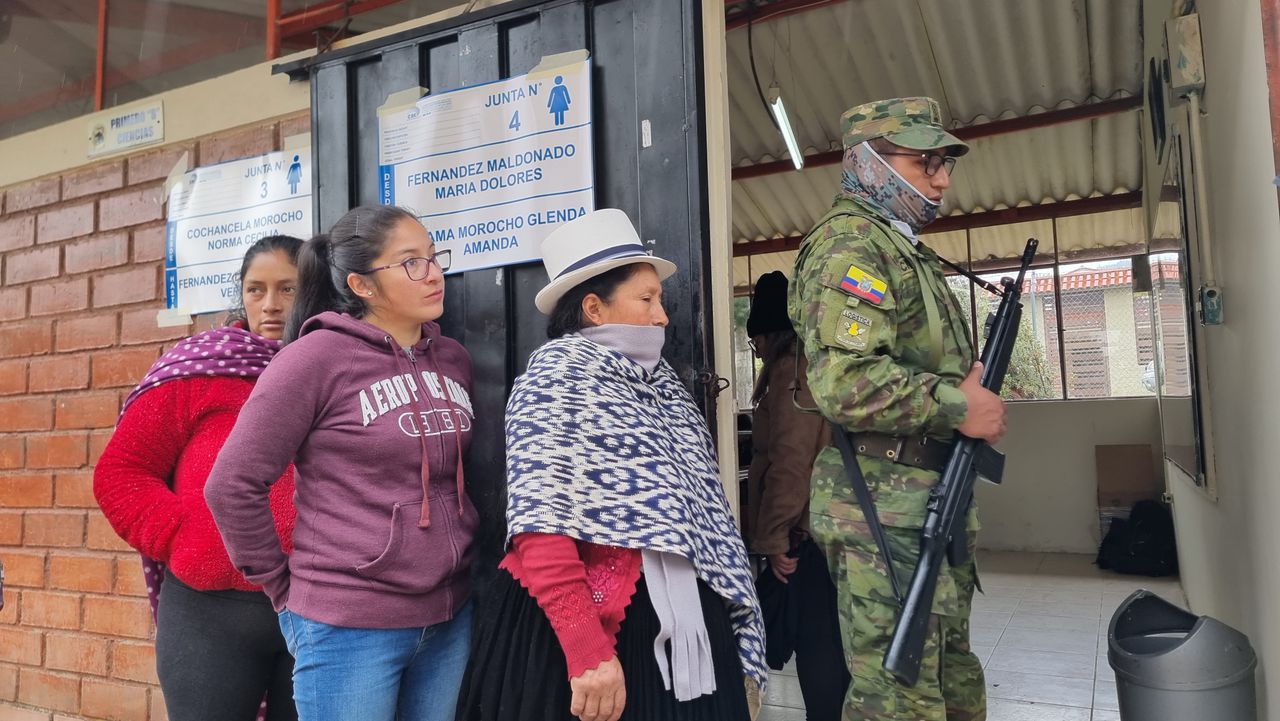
[206,205,477,721]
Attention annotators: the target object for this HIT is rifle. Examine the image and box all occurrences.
[880,237,1039,686]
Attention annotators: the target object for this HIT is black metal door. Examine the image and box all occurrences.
[293,0,712,573]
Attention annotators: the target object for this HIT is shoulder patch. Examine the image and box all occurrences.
[840,264,887,305]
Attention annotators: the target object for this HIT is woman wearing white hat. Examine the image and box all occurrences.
[456,209,766,721]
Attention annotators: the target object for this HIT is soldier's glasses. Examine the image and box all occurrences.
[367,250,452,280]
[879,151,957,177]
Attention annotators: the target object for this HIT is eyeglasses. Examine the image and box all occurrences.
[366,250,452,280]
[747,338,760,357]
[878,151,957,177]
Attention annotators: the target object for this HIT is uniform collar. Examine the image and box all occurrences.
[832,195,925,250]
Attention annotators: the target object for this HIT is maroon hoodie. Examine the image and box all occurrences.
[205,311,477,629]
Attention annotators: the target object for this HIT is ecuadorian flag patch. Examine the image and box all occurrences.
[840,264,887,305]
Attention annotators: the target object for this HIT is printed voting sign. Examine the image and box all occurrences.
[166,149,314,315]
[378,56,594,274]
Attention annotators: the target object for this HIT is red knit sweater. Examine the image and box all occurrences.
[501,533,643,679]
[94,376,295,592]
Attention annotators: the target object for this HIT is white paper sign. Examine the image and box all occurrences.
[165,149,314,315]
[88,101,164,158]
[377,57,594,274]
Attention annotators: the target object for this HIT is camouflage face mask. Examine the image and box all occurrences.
[840,142,941,234]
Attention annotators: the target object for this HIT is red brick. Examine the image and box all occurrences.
[0,590,17,625]
[0,552,45,587]
[54,392,119,431]
[0,360,26,396]
[44,633,109,676]
[112,560,148,598]
[109,642,156,685]
[82,597,151,639]
[0,215,35,253]
[0,628,42,667]
[98,187,163,232]
[87,430,112,467]
[25,433,88,469]
[0,288,27,322]
[20,591,81,632]
[0,436,23,470]
[0,398,52,432]
[0,663,16,701]
[0,475,52,507]
[52,472,95,509]
[49,555,113,594]
[35,202,94,244]
[7,177,60,212]
[55,315,118,353]
[91,348,158,388]
[92,267,157,309]
[0,512,22,545]
[63,233,129,276]
[4,246,60,285]
[63,162,124,201]
[130,225,165,263]
[127,144,192,186]
[151,691,169,721]
[0,702,53,721]
[28,279,89,317]
[22,511,86,548]
[85,513,132,553]
[279,113,311,140]
[200,124,276,165]
[0,321,52,359]
[119,308,188,345]
[16,669,78,714]
[28,355,89,393]
[81,678,148,721]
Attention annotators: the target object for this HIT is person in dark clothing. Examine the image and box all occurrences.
[746,271,850,720]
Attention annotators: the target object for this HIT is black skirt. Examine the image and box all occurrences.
[457,568,749,721]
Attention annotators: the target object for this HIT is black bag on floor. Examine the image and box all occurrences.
[1096,500,1178,577]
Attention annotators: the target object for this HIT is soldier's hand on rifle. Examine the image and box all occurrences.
[956,361,1007,443]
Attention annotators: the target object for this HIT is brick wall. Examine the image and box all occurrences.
[0,112,309,721]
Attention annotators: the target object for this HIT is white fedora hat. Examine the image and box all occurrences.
[534,208,677,314]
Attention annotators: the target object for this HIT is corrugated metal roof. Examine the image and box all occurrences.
[727,0,1145,247]
[733,203,1184,289]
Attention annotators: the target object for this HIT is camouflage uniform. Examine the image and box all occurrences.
[788,98,986,721]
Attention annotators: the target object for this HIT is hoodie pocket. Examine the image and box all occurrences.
[353,499,473,594]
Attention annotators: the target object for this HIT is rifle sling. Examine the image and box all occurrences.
[830,422,905,605]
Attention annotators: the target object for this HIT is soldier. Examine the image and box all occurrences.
[788,98,1008,721]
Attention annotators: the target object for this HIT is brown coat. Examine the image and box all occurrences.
[746,345,831,556]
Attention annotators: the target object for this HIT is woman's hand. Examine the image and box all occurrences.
[769,552,798,583]
[569,655,626,721]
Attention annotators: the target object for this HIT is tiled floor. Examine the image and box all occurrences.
[758,550,1187,721]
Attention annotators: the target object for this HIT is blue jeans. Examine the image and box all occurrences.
[278,602,472,721]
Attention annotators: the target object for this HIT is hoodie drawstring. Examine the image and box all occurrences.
[388,336,437,528]
[425,345,468,517]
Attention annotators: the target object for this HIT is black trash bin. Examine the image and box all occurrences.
[1107,590,1256,721]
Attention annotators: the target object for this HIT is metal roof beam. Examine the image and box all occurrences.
[731,191,1144,257]
[725,0,851,31]
[731,96,1142,181]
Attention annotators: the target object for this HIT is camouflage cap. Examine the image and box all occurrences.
[841,97,969,156]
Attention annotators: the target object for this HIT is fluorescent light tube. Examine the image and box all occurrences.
[768,84,804,170]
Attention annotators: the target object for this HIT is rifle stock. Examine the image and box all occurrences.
[882,238,1038,687]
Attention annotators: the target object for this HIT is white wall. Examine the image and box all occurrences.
[1167,3,1280,718]
[976,398,1163,553]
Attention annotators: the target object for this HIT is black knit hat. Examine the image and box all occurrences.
[747,271,792,337]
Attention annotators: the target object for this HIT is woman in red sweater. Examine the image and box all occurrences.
[94,235,302,721]
[457,210,766,721]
